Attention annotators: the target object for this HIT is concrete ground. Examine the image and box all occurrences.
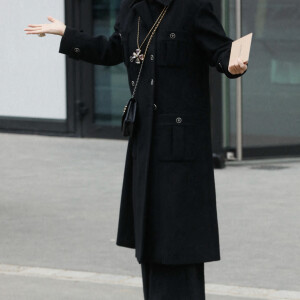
[0,132,299,300]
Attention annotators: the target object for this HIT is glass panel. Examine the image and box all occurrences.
[226,0,300,148]
[93,0,130,126]
[221,0,236,148]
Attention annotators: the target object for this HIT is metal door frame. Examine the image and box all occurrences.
[223,0,300,160]
[235,0,243,160]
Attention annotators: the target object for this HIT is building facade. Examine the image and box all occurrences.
[0,0,299,160]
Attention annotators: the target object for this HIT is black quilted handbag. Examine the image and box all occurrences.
[120,58,143,137]
[121,97,137,137]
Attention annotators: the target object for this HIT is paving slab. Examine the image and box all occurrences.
[0,133,299,299]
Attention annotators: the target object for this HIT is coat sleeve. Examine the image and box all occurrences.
[58,11,123,66]
[193,1,247,79]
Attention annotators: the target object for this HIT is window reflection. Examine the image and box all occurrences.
[228,0,300,147]
[93,0,130,126]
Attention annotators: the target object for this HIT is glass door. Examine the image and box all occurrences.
[223,0,300,159]
[93,0,130,128]
[79,0,130,138]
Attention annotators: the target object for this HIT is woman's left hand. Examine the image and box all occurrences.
[24,16,66,36]
[228,57,248,75]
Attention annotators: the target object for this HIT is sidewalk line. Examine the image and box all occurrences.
[0,264,299,300]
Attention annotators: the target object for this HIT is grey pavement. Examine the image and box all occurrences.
[0,132,299,300]
[0,275,250,300]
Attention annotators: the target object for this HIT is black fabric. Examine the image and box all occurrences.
[146,0,164,19]
[132,0,173,7]
[141,262,205,300]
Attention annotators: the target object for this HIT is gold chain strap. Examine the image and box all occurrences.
[142,6,168,58]
[130,5,168,64]
[137,6,168,50]
[131,6,168,98]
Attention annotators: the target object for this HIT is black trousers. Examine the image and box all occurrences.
[141,262,205,300]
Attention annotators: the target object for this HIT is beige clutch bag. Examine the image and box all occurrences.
[229,32,253,66]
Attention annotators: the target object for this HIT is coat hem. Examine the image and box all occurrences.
[116,239,135,249]
[135,253,221,265]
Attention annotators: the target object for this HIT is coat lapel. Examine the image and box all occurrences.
[130,0,174,30]
[130,0,154,30]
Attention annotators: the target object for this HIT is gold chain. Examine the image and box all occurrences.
[143,6,168,57]
[130,5,168,64]
[131,6,168,98]
[137,6,168,50]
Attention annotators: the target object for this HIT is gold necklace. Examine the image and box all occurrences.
[130,6,168,64]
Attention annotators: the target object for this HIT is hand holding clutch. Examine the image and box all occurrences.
[228,32,253,75]
[228,57,248,75]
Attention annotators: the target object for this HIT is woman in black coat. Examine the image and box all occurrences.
[25,0,248,299]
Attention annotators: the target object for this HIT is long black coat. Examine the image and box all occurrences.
[59,0,247,265]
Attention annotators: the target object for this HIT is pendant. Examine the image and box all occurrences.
[130,48,145,64]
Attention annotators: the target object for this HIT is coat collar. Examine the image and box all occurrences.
[130,0,174,6]
[129,0,174,30]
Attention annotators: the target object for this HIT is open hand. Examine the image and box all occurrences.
[228,57,248,75]
[24,16,66,36]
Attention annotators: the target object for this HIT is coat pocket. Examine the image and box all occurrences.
[153,113,210,162]
[157,30,190,67]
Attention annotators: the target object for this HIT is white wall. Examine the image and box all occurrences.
[0,0,66,119]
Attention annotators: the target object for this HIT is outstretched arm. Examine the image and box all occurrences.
[58,20,123,66]
[193,1,248,78]
[24,14,123,66]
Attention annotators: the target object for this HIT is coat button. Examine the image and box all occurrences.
[150,79,154,85]
[153,103,157,111]
[170,33,176,39]
[150,54,154,61]
[131,81,135,86]
[74,47,81,53]
[218,62,223,71]
[176,117,182,123]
